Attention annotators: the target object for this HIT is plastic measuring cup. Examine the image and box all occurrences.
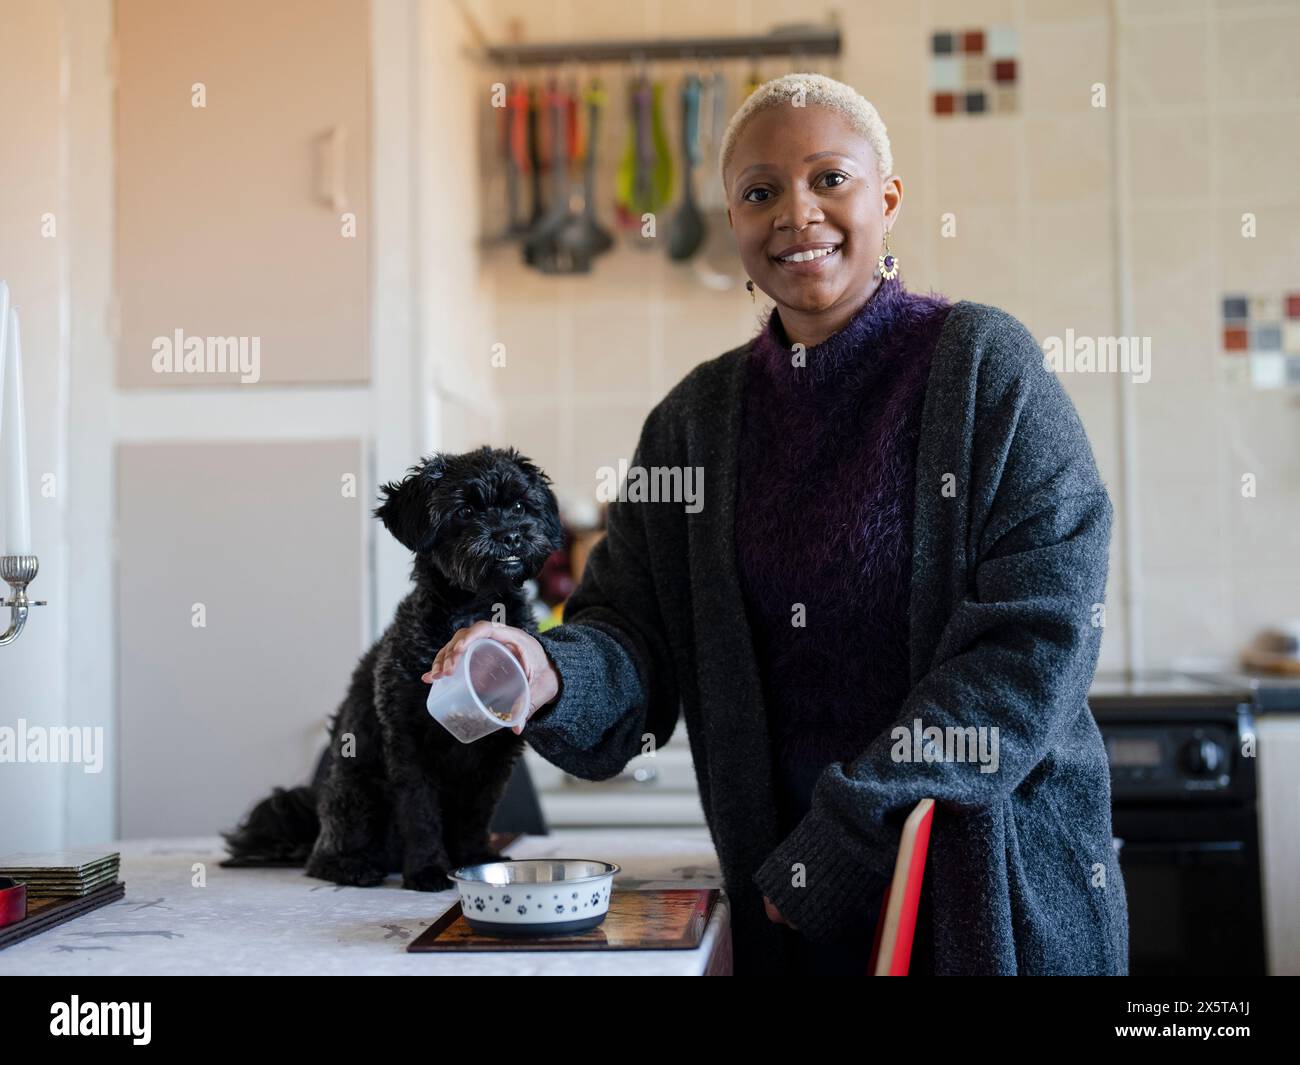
[426,637,531,743]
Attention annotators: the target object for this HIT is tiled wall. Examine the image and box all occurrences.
[472,0,1300,671]
[1118,0,1300,668]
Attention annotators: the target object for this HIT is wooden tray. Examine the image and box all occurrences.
[0,881,126,951]
[408,889,718,953]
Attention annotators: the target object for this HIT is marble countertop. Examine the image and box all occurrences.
[0,828,730,975]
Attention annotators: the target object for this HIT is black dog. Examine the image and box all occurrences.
[220,446,564,890]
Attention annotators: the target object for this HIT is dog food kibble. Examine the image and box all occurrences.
[443,704,512,731]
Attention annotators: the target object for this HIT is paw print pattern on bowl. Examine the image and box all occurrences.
[449,859,619,931]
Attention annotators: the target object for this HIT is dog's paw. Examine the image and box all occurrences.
[305,849,387,888]
[402,864,452,892]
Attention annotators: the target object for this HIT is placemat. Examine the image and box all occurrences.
[408,889,718,953]
[0,881,126,950]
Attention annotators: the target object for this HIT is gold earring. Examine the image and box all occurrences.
[878,230,899,281]
[746,278,755,302]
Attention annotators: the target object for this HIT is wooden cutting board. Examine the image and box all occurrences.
[408,889,718,952]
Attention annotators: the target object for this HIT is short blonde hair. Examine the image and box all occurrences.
[718,72,893,192]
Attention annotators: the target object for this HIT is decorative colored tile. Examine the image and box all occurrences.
[930,24,1017,116]
[1219,357,1249,386]
[1249,351,1285,388]
[930,56,960,91]
[1251,295,1281,320]
[987,26,1018,59]
[1253,323,1282,351]
[1284,321,1300,352]
[1223,326,1249,351]
[1222,295,1249,321]
[1286,293,1300,318]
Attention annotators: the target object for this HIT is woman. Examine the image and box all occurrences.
[425,73,1128,976]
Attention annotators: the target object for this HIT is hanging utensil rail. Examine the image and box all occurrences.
[481,26,840,66]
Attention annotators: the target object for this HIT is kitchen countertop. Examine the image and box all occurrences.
[0,828,730,975]
[1089,668,1300,714]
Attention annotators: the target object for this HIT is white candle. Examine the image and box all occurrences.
[0,282,8,448]
[1,303,32,556]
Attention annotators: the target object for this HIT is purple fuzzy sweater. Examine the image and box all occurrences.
[735,277,954,837]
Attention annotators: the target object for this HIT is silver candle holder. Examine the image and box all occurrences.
[1,555,46,646]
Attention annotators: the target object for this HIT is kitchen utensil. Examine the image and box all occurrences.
[521,81,553,264]
[614,76,649,232]
[615,74,673,240]
[553,78,613,265]
[522,81,564,266]
[502,79,531,238]
[425,638,530,743]
[542,78,601,274]
[692,69,747,291]
[444,858,620,936]
[525,83,592,274]
[667,73,705,261]
[525,83,544,231]
[580,79,614,256]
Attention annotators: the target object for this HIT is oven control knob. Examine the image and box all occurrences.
[1183,737,1224,775]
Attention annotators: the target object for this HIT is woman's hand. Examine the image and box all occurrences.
[763,895,798,929]
[422,621,560,735]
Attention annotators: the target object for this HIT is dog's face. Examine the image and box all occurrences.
[374,447,564,592]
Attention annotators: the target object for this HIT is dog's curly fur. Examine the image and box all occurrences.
[220,446,564,890]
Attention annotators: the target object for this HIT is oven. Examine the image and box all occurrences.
[1088,672,1267,976]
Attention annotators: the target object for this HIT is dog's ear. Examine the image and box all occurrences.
[512,449,565,553]
[373,457,443,553]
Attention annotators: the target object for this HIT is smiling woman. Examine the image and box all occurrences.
[718,74,899,347]
[430,73,1126,978]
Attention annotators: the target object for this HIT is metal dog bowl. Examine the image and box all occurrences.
[446,858,620,936]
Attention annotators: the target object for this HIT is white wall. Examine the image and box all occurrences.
[0,0,76,852]
[1,0,497,852]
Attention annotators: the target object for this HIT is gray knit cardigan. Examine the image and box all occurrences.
[524,299,1129,976]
